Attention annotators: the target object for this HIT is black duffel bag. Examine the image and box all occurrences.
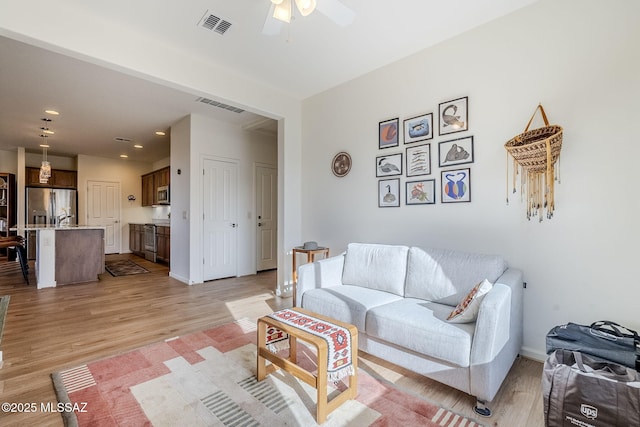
[546,320,640,370]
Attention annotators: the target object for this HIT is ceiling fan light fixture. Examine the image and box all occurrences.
[295,0,316,16]
[273,0,291,23]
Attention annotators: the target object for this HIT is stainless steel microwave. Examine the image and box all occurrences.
[157,185,170,204]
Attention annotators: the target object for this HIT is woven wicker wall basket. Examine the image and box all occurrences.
[505,104,563,173]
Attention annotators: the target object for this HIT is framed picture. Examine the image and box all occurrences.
[376,153,402,177]
[379,178,400,207]
[438,96,468,135]
[406,144,431,177]
[441,168,471,203]
[379,118,399,149]
[403,113,433,144]
[406,179,436,205]
[438,136,474,167]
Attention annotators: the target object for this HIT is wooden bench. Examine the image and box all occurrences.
[257,307,358,424]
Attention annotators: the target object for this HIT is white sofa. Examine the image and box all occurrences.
[295,243,523,416]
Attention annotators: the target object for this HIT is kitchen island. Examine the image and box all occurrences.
[13,225,105,289]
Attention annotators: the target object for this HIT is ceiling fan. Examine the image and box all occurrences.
[262,0,356,35]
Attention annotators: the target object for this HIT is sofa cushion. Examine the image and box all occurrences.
[365,298,475,367]
[446,279,492,323]
[342,243,409,296]
[405,246,506,305]
[301,285,403,332]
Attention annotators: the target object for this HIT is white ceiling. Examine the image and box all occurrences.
[0,0,537,163]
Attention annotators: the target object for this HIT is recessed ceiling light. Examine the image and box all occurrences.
[45,110,60,115]
[120,154,128,158]
[155,131,166,136]
[133,144,143,149]
[40,127,55,135]
[39,144,50,148]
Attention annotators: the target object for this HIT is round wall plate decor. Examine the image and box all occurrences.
[332,152,352,177]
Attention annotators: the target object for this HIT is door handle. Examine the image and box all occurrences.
[231,223,237,228]
[258,222,262,227]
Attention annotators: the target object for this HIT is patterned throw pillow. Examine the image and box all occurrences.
[446,279,493,323]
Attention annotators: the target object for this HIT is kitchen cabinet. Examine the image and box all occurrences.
[129,224,145,257]
[156,225,170,263]
[0,172,17,261]
[141,174,155,207]
[155,167,170,187]
[22,226,104,288]
[25,167,77,188]
[51,169,77,188]
[141,166,170,206]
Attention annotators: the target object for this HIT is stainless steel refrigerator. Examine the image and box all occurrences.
[25,187,78,258]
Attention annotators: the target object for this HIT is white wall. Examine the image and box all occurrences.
[77,154,154,252]
[168,115,191,283]
[170,113,277,284]
[0,150,76,173]
[24,152,76,170]
[0,150,17,174]
[301,0,640,360]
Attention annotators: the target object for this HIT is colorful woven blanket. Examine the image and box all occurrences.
[265,309,355,381]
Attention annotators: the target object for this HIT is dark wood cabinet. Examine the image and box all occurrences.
[51,169,77,188]
[25,167,77,188]
[155,167,170,188]
[0,172,17,261]
[141,166,170,206]
[156,226,170,263]
[129,224,144,257]
[26,167,41,186]
[141,173,155,207]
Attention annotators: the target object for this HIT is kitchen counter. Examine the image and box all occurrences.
[18,224,106,230]
[11,225,105,288]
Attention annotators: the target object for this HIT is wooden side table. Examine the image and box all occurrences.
[292,246,329,307]
[257,307,357,424]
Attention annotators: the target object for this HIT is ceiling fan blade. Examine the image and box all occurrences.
[316,0,356,27]
[262,3,284,35]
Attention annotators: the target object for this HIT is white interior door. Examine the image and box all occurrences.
[87,180,120,254]
[203,158,238,281]
[256,164,277,271]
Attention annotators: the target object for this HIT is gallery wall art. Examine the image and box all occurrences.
[375,96,473,207]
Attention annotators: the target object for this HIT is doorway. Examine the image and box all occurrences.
[202,157,238,281]
[255,164,277,271]
[86,180,121,254]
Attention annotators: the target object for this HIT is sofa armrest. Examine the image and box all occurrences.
[471,268,523,363]
[471,284,511,364]
[295,253,345,307]
[469,267,523,401]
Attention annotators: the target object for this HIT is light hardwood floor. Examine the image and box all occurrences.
[0,254,544,426]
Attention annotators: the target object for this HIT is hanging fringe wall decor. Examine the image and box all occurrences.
[505,104,563,221]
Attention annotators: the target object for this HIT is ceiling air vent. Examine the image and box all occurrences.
[199,11,232,35]
[196,97,245,114]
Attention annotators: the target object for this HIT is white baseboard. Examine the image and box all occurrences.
[169,271,191,285]
[520,346,546,362]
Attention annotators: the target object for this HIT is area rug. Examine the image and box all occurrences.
[52,318,485,427]
[104,260,149,277]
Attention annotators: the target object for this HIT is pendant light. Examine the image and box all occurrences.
[39,132,51,184]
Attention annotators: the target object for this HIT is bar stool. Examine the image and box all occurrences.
[0,236,29,285]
